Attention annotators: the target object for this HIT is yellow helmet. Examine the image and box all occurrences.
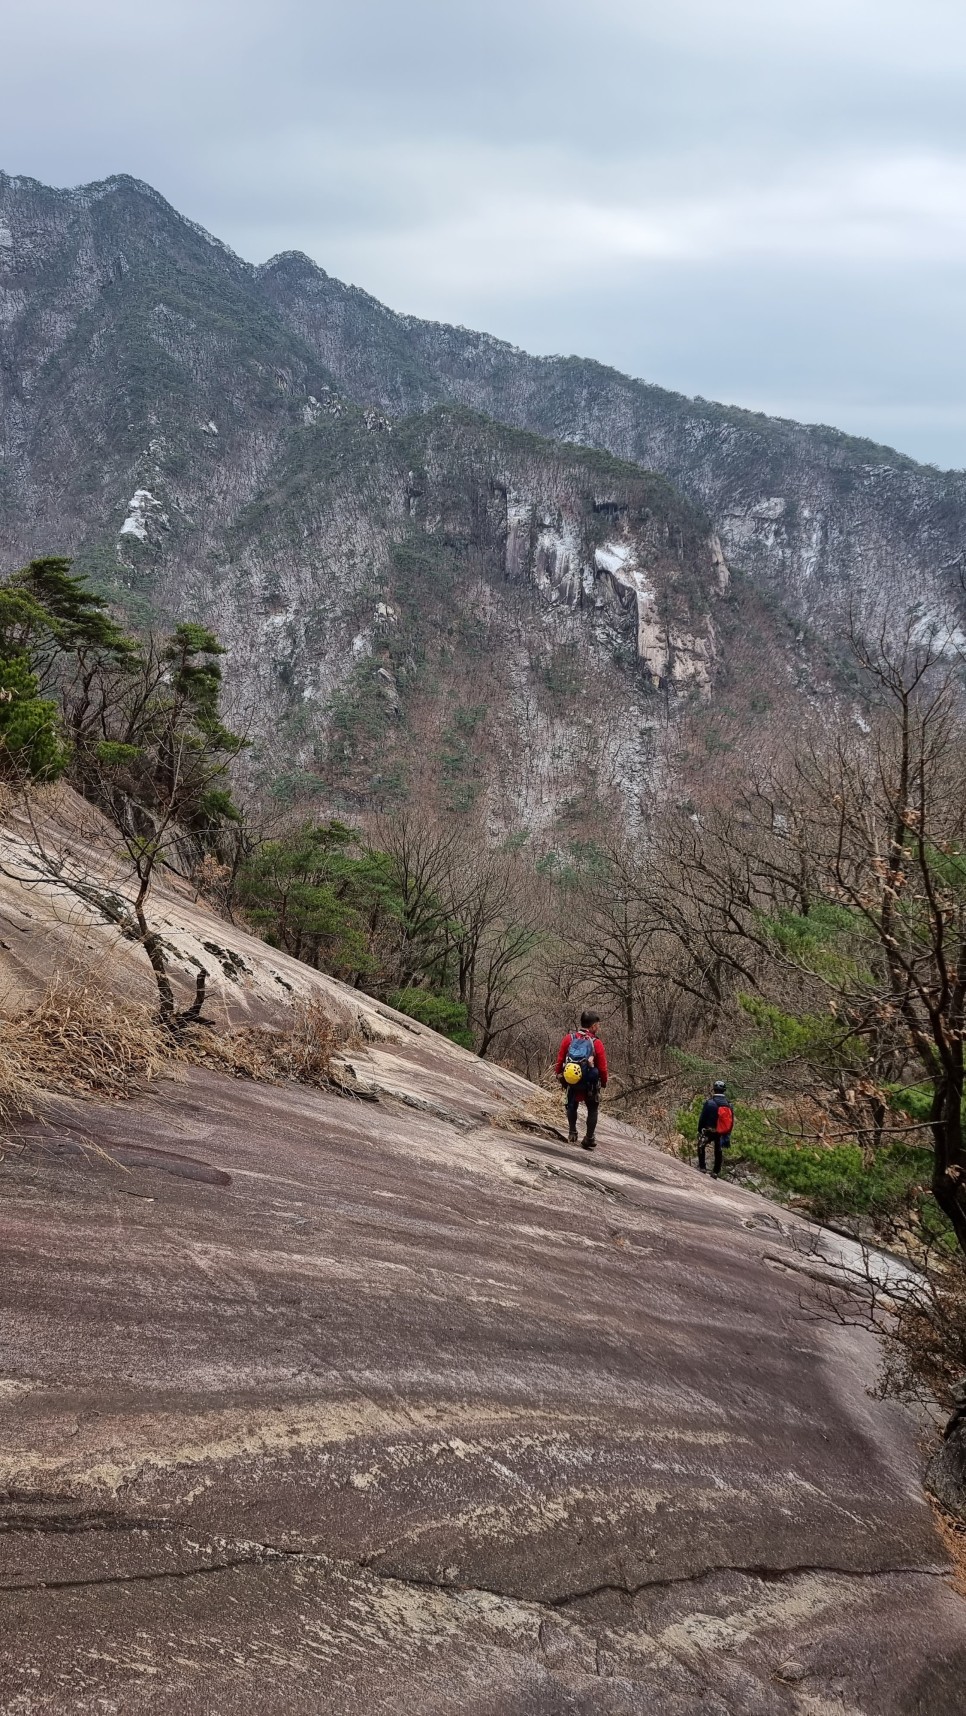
[563,1061,583,1085]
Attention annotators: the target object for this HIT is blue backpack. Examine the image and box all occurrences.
[564,1032,596,1077]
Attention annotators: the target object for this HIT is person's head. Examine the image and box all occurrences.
[580,1010,601,1032]
[713,1079,727,1094]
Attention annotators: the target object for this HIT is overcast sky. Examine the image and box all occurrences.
[3,0,966,465]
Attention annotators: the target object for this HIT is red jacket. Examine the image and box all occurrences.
[556,1032,608,1086]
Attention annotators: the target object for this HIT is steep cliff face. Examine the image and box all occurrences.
[185,405,732,827]
[1,170,939,826]
[1,174,758,825]
[259,253,966,635]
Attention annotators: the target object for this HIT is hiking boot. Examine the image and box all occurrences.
[696,1163,707,1173]
[567,1129,578,1144]
[581,1138,597,1151]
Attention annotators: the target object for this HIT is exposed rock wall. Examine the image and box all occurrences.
[0,171,929,824]
[259,251,966,637]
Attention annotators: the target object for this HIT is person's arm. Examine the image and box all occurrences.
[555,1035,572,1078]
[697,1099,714,1135]
[594,1038,608,1085]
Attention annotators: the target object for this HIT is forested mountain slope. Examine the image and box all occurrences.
[2,170,963,818]
[0,172,793,820]
[263,251,966,632]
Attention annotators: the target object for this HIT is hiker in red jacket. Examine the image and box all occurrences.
[556,1011,608,1150]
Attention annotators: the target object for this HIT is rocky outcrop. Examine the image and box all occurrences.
[0,174,735,821]
[2,791,966,1711]
[1,170,955,822]
[259,240,966,640]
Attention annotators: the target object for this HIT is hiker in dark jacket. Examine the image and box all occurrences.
[697,1079,734,1177]
[556,1011,608,1150]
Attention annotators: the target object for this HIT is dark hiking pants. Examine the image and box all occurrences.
[567,1080,599,1141]
[698,1129,730,1174]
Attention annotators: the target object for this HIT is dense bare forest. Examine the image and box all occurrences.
[6,553,966,1298]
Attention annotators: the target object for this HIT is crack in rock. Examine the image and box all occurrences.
[1,1533,948,1607]
[0,1512,168,1537]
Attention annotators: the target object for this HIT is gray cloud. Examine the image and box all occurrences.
[3,0,966,464]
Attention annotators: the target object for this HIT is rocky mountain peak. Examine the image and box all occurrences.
[258,250,330,284]
[1,171,964,828]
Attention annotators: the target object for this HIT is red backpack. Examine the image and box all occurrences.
[715,1102,734,1134]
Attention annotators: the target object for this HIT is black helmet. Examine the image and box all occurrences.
[713,1079,727,1093]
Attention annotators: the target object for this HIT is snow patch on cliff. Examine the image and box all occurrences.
[119,489,165,541]
[534,517,581,600]
[910,610,966,658]
[594,541,662,665]
[594,543,633,575]
[503,501,717,695]
[594,538,715,694]
[504,494,582,602]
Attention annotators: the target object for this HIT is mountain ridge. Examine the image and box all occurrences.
[1,170,963,826]
[258,242,928,473]
[3,168,944,476]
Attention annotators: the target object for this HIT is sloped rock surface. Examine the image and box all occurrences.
[2,1029,966,1712]
[0,784,406,1034]
[1,790,964,1709]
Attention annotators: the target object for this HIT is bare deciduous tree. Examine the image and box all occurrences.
[664,619,966,1252]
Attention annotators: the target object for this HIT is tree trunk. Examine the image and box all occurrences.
[223,825,245,924]
[180,968,208,1022]
[931,1074,966,1255]
[133,896,176,1022]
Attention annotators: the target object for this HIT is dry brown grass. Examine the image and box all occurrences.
[931,1501,966,1598]
[0,980,342,1131]
[490,1086,568,1138]
[178,996,341,1089]
[0,977,170,1126]
[0,1046,35,1130]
